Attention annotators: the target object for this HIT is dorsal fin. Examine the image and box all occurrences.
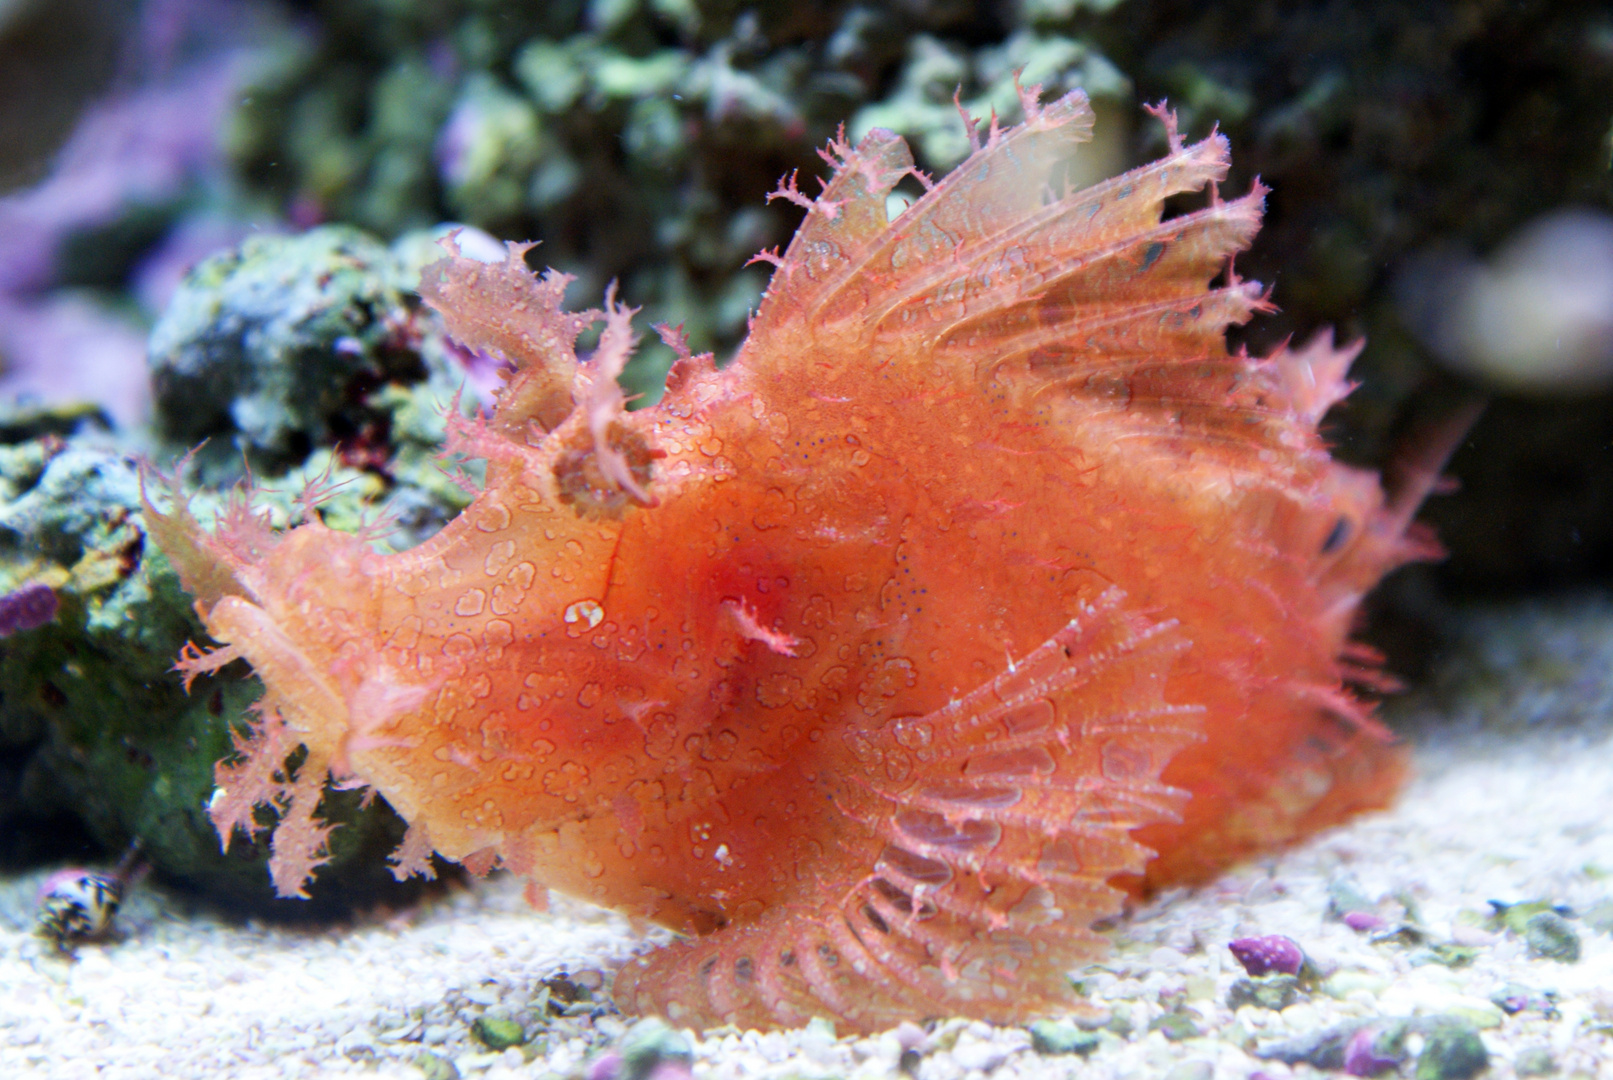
[745,126,919,337]
[736,95,1304,461]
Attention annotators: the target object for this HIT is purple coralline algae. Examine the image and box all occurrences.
[1344,1023,1406,1076]
[1229,935,1307,977]
[1344,910,1388,931]
[0,582,57,637]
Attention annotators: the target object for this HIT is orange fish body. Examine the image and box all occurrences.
[146,88,1427,1032]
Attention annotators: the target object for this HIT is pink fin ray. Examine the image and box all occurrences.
[389,820,438,882]
[618,587,1196,1030]
[1263,330,1363,429]
[208,701,294,849]
[173,640,244,692]
[267,747,337,899]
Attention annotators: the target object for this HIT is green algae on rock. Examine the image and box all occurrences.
[1415,1017,1489,1080]
[150,226,466,482]
[0,437,430,912]
[220,5,1135,407]
[0,222,490,910]
[1522,910,1582,963]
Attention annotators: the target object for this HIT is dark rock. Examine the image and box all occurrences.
[1524,911,1581,962]
[470,1016,526,1051]
[1415,1017,1488,1080]
[1228,975,1301,1011]
[1149,1012,1201,1041]
[1028,1019,1101,1056]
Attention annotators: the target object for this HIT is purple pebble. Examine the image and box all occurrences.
[1343,910,1386,932]
[1343,1025,1401,1076]
[1228,934,1305,976]
[586,1050,624,1080]
[0,583,58,637]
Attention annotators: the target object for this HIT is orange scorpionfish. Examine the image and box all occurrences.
[146,87,1443,1032]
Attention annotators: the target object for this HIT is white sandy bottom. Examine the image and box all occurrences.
[1,722,1610,1080]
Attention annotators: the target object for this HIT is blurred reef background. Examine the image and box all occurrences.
[1,0,1611,912]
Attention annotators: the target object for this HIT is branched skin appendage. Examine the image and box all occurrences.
[144,87,1443,1033]
[551,419,660,519]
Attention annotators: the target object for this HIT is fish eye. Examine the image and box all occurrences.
[1320,516,1351,555]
